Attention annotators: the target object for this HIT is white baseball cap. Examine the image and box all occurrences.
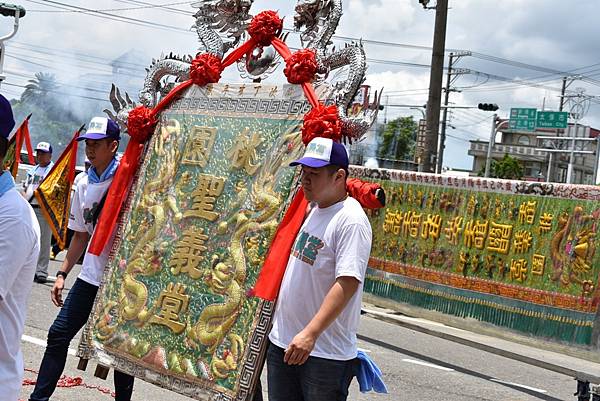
[35,141,52,153]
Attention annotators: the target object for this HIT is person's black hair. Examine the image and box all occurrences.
[0,137,7,160]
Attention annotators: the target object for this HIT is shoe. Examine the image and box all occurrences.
[34,275,47,284]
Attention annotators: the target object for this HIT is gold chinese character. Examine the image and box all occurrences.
[463,220,488,249]
[426,192,436,209]
[421,214,441,241]
[254,85,262,96]
[170,227,209,279]
[518,201,537,224]
[487,222,513,254]
[205,84,214,95]
[409,212,422,238]
[494,198,503,219]
[539,213,554,234]
[227,127,263,175]
[531,254,545,276]
[149,283,189,334]
[513,230,533,253]
[444,216,463,245]
[184,174,225,221]
[222,84,230,93]
[181,127,217,167]
[457,251,468,274]
[401,211,412,237]
[467,195,477,216]
[510,259,528,282]
[238,84,246,96]
[269,86,278,97]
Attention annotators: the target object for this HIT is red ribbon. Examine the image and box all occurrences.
[253,188,309,300]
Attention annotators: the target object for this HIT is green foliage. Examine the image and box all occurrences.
[490,153,524,180]
[377,116,417,161]
[8,72,93,159]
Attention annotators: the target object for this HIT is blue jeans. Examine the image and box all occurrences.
[30,278,134,401]
[266,342,356,401]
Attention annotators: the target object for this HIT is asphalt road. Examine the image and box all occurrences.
[18,257,581,401]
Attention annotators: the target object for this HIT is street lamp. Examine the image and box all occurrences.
[0,3,26,88]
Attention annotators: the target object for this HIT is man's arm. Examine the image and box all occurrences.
[283,275,360,365]
[51,230,90,307]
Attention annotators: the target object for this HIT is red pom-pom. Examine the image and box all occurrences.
[248,11,283,46]
[284,49,318,84]
[127,106,157,143]
[301,104,342,145]
[190,53,223,86]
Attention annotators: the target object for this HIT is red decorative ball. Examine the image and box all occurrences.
[248,10,283,46]
[284,49,318,84]
[301,104,342,145]
[127,106,157,143]
[190,53,223,86]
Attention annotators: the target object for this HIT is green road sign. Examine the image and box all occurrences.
[536,111,568,129]
[509,108,537,131]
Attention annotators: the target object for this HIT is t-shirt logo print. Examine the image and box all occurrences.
[83,201,100,224]
[291,230,324,266]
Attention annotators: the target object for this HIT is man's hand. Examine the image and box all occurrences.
[51,276,65,307]
[284,328,317,365]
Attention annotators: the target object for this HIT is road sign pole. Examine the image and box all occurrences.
[566,120,578,184]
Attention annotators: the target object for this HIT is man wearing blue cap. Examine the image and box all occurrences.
[267,137,372,401]
[21,141,54,283]
[30,116,135,401]
[0,94,41,400]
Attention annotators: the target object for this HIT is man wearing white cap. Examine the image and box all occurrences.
[0,94,41,400]
[30,116,135,401]
[21,141,54,283]
[267,137,372,401]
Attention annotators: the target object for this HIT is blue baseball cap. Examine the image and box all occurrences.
[77,116,120,141]
[0,94,15,139]
[290,137,349,169]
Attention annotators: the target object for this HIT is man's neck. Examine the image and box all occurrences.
[317,190,348,209]
[94,159,112,177]
[39,162,50,168]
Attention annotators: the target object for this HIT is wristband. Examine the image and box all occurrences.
[56,271,68,280]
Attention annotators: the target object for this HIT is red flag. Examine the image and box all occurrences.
[2,114,35,178]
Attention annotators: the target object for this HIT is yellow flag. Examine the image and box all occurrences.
[34,126,83,249]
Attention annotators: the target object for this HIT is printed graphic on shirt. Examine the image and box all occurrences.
[291,230,324,266]
[83,201,100,224]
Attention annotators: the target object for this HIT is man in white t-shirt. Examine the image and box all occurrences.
[267,137,372,401]
[0,94,41,401]
[30,117,135,401]
[21,141,54,283]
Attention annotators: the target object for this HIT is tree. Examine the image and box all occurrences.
[377,116,417,161]
[20,72,59,107]
[490,154,523,180]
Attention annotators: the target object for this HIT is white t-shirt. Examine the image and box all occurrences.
[68,175,114,287]
[0,186,40,398]
[269,196,372,361]
[23,162,54,205]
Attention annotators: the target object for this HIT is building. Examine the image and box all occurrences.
[468,119,600,185]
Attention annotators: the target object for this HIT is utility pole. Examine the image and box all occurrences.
[436,51,470,173]
[0,4,26,89]
[422,0,448,173]
[437,52,453,174]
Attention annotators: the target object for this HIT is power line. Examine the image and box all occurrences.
[28,1,193,13]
